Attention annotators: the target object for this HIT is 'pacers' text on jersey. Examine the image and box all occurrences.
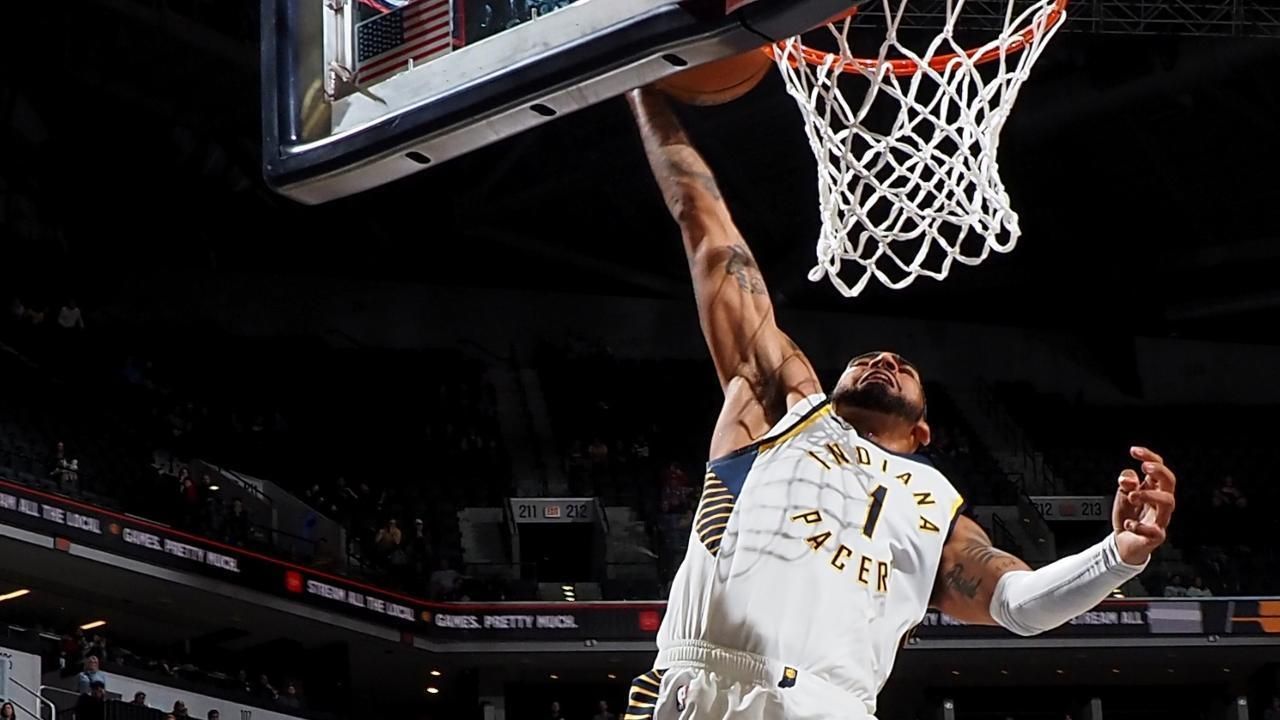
[657,394,965,717]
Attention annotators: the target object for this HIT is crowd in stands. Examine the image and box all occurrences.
[0,300,507,596]
[61,628,307,714]
[0,614,312,720]
[3,297,1280,602]
[996,382,1280,596]
[537,336,716,584]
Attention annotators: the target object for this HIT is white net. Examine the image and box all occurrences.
[772,0,1066,296]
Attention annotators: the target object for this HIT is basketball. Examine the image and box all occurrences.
[655,48,774,106]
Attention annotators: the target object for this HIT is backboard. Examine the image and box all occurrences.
[260,0,857,204]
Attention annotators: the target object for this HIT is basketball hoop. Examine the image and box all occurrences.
[765,0,1068,297]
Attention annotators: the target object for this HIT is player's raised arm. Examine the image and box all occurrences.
[626,88,820,451]
[931,447,1175,635]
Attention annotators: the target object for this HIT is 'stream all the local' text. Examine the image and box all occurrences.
[306,580,415,621]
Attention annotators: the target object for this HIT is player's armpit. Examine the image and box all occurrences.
[929,515,1031,625]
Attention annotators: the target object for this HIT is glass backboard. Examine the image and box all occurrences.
[260,0,857,204]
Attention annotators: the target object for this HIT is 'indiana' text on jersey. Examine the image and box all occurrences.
[656,394,965,718]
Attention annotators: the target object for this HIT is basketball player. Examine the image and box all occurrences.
[623,87,1177,719]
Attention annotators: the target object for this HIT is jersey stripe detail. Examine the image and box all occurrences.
[625,668,666,719]
[696,474,736,556]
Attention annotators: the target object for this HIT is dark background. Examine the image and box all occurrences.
[2,2,1278,346]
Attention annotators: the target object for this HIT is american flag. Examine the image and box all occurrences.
[355,0,453,87]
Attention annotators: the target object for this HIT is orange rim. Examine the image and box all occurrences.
[763,0,1068,77]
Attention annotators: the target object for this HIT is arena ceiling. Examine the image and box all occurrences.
[3,1,1278,344]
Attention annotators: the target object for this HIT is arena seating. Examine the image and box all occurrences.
[995,381,1280,595]
[0,318,509,594]
[4,308,1278,600]
[0,618,321,718]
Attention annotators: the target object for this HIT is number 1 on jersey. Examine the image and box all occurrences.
[862,485,888,539]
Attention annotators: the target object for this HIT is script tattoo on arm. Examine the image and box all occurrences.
[942,542,1024,600]
[724,244,768,296]
[942,563,982,599]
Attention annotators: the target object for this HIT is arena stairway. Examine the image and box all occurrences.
[604,505,660,591]
[949,385,1066,497]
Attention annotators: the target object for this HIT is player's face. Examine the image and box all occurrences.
[832,351,927,423]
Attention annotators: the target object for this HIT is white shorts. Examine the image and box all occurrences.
[626,641,875,720]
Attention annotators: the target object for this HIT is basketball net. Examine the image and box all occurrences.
[770,0,1067,297]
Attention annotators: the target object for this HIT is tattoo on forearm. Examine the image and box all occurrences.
[635,93,726,206]
[943,563,982,599]
[725,244,767,295]
[665,154,722,201]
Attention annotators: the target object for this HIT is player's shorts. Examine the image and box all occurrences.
[626,641,874,720]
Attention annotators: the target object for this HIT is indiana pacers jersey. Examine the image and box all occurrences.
[648,393,965,718]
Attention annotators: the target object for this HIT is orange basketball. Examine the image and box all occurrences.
[656,48,773,106]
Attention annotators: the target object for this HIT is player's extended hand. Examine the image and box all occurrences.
[1112,446,1176,565]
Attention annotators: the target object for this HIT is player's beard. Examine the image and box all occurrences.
[832,381,923,424]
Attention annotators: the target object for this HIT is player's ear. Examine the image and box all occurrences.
[911,419,931,450]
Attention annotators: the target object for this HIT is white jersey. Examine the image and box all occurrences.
[656,393,965,717]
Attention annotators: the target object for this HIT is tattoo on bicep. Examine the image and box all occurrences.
[942,563,982,599]
[963,542,1023,573]
[725,244,767,295]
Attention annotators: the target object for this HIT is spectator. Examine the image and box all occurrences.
[50,442,79,492]
[61,629,87,668]
[591,700,615,720]
[57,299,85,330]
[1163,574,1187,597]
[179,468,200,526]
[7,297,24,325]
[1186,576,1213,597]
[374,518,402,562]
[258,674,279,701]
[588,438,609,466]
[207,710,220,720]
[227,498,250,545]
[277,682,301,710]
[1,702,16,720]
[549,701,565,720]
[1263,697,1280,720]
[1213,475,1248,510]
[660,462,689,513]
[429,557,462,600]
[24,304,46,327]
[131,692,148,707]
[409,518,432,580]
[77,655,107,694]
[88,634,108,662]
[75,681,106,720]
[172,701,190,719]
[51,456,75,492]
